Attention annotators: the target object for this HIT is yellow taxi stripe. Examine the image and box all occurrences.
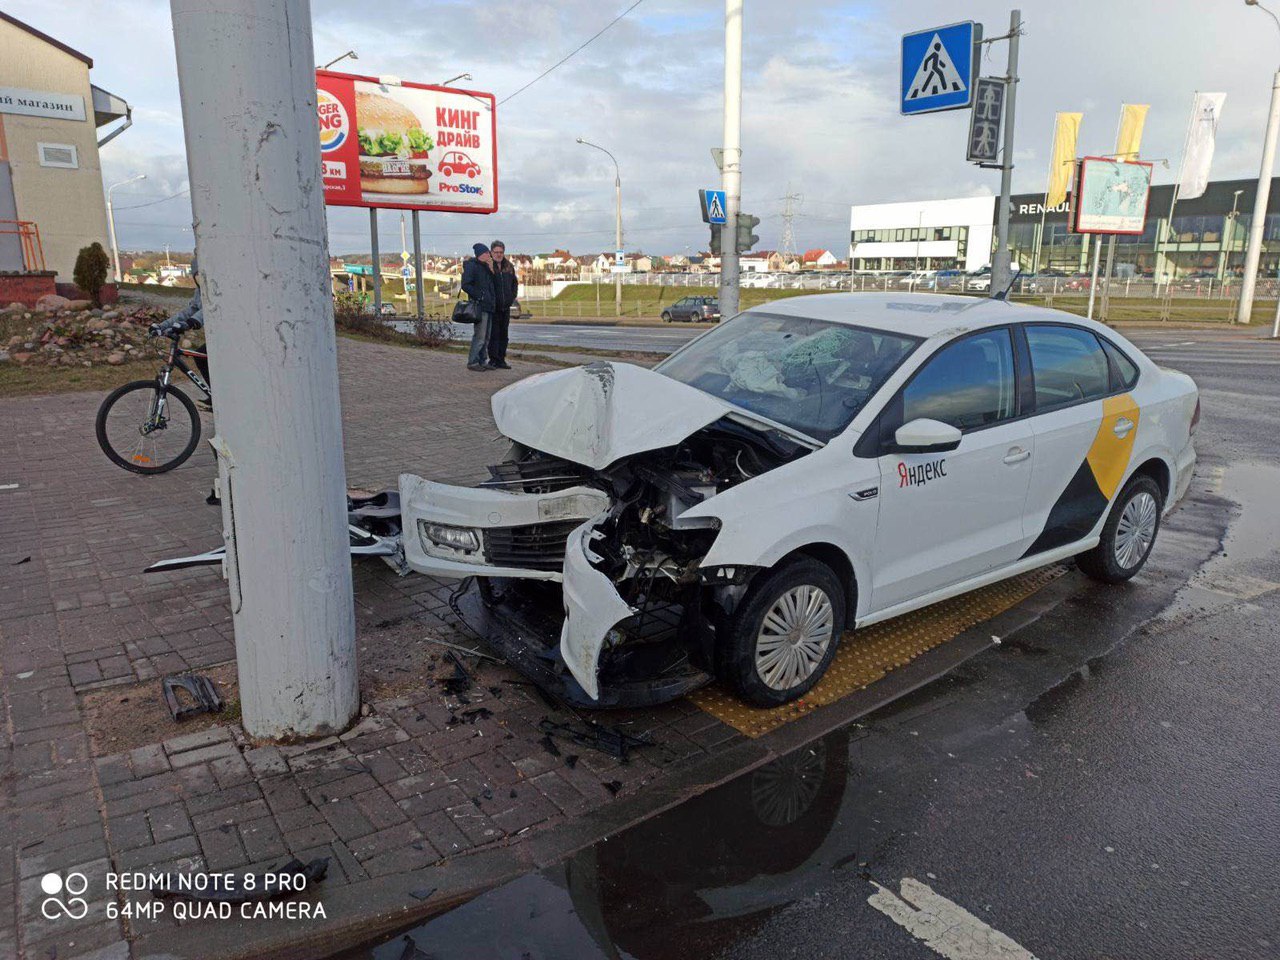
[1086,393,1140,501]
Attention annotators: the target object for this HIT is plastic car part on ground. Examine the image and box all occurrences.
[161,674,224,721]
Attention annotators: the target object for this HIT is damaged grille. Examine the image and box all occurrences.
[483,519,583,571]
[485,456,591,494]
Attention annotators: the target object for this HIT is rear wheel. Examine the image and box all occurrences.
[1077,474,1163,583]
[96,380,202,474]
[717,557,845,707]
[690,311,702,322]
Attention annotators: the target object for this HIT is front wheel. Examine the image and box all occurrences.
[661,311,672,322]
[1077,474,1163,583]
[96,380,202,474]
[717,557,845,707]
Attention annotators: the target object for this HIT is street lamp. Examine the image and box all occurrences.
[1238,1,1280,332]
[440,73,472,87]
[318,50,358,70]
[106,173,146,283]
[576,137,623,316]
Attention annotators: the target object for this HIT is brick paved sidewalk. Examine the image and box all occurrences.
[0,339,752,960]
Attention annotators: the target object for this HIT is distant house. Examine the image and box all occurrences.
[802,248,839,268]
[629,254,653,273]
[740,250,787,273]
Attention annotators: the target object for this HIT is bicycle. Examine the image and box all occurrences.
[95,323,211,474]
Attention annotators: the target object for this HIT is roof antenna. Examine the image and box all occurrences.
[992,267,1021,301]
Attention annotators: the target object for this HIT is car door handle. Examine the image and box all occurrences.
[1003,447,1031,465]
[1113,417,1135,438]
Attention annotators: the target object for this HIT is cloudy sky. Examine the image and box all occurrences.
[11,0,1271,257]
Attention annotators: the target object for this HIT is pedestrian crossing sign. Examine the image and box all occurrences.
[901,21,980,116]
[700,189,728,225]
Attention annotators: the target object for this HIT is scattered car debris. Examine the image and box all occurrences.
[152,857,328,903]
[538,717,653,763]
[11,556,30,565]
[408,887,436,902]
[161,673,224,721]
[422,635,505,663]
[603,780,623,796]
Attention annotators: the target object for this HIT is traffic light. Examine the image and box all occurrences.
[709,223,723,256]
[736,213,760,253]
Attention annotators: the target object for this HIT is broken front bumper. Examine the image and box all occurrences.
[399,474,610,581]
[400,474,713,706]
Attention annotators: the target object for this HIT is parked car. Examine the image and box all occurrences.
[898,270,938,289]
[661,296,720,323]
[966,269,992,292]
[510,300,532,320]
[399,293,1199,708]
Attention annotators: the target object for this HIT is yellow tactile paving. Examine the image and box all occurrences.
[691,564,1068,737]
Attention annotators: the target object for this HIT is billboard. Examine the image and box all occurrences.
[1073,157,1153,235]
[316,70,497,214]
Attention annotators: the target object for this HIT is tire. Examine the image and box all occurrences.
[1077,474,1163,584]
[96,380,202,475]
[661,311,672,322]
[717,557,845,707]
[691,312,702,323]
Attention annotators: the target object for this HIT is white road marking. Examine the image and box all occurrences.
[868,877,1039,960]
[0,483,18,490]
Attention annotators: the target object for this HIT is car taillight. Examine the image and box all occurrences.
[1190,397,1201,436]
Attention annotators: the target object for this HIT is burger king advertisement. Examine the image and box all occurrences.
[316,70,497,214]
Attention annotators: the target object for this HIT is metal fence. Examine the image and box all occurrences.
[510,271,1280,323]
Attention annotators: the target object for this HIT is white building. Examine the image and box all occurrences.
[849,195,994,274]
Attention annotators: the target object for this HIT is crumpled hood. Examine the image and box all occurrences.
[491,361,732,470]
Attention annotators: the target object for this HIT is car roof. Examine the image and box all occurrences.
[746,292,1109,341]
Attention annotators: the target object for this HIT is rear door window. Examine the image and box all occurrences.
[1025,325,1111,412]
[1100,338,1140,391]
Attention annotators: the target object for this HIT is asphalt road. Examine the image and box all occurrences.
[348,331,1280,960]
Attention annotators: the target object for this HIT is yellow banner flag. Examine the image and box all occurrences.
[1115,103,1149,159]
[1046,112,1082,208]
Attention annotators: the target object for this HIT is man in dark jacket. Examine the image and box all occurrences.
[460,243,497,371]
[487,240,518,369]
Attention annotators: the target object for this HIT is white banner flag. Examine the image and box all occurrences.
[1177,92,1226,200]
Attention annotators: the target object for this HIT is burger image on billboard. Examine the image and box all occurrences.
[356,90,434,195]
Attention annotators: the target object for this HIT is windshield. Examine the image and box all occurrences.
[655,311,921,442]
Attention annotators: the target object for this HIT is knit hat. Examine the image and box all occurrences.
[472,243,489,257]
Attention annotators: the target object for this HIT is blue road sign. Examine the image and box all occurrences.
[699,189,728,225]
[901,21,980,116]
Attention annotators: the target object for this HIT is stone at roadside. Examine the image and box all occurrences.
[106,352,125,365]
[35,294,72,312]
[10,351,32,364]
[66,299,93,311]
[4,301,24,313]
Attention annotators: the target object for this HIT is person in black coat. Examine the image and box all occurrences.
[460,243,497,371]
[488,240,518,369]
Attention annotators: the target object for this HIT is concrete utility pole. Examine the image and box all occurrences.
[575,138,623,316]
[1240,2,1280,328]
[720,0,743,317]
[106,173,145,282]
[990,9,1022,297]
[170,0,358,740]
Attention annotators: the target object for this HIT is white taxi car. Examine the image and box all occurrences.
[401,294,1198,707]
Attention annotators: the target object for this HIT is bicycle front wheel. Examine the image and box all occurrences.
[95,380,202,475]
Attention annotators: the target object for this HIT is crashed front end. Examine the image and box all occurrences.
[400,362,811,707]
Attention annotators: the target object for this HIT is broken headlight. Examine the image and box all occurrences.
[419,521,481,554]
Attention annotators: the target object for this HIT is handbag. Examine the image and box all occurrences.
[451,298,481,324]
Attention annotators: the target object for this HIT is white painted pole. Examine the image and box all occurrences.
[719,0,743,318]
[1239,69,1280,324]
[614,167,623,316]
[170,0,358,740]
[1086,237,1102,319]
[991,9,1022,296]
[106,174,145,283]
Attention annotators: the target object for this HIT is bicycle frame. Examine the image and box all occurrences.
[144,338,210,435]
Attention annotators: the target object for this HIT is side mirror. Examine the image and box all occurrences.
[893,418,962,453]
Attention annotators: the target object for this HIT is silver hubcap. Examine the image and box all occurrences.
[1115,491,1158,569]
[755,585,834,691]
